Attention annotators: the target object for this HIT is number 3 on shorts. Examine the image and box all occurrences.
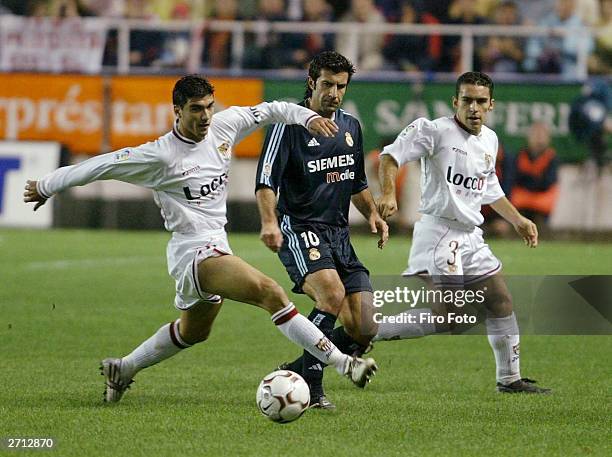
[447,240,459,266]
[300,231,320,248]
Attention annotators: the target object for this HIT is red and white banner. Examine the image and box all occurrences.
[0,15,108,73]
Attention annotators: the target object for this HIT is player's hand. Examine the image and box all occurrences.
[307,117,338,138]
[514,216,538,248]
[369,214,389,249]
[377,194,398,220]
[260,222,283,252]
[23,180,47,211]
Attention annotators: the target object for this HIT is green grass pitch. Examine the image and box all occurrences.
[1,229,610,456]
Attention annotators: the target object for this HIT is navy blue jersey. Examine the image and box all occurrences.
[255,106,368,227]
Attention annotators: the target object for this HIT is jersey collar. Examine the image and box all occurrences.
[453,115,481,137]
[172,120,199,145]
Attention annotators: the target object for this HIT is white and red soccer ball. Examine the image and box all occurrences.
[256,370,310,423]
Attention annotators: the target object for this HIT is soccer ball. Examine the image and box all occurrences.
[256,370,310,423]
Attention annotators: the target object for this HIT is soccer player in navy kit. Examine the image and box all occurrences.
[256,52,388,408]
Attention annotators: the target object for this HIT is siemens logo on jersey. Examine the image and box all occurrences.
[183,173,229,200]
[446,166,484,190]
[307,154,354,173]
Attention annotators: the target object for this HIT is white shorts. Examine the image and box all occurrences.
[167,230,233,310]
[403,215,501,286]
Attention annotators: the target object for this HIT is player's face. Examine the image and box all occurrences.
[174,95,215,142]
[453,84,494,135]
[308,69,349,118]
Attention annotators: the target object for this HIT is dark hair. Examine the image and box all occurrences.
[304,51,356,99]
[173,75,215,107]
[455,71,494,98]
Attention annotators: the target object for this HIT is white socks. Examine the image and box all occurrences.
[272,303,350,375]
[486,312,521,385]
[373,308,437,341]
[122,319,191,377]
[120,303,354,379]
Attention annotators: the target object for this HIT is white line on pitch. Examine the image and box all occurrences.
[23,256,163,270]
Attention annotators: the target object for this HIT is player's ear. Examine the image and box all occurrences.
[307,77,315,91]
[173,105,181,118]
[489,98,495,111]
[452,96,458,110]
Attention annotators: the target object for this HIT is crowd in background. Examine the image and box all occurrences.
[0,0,610,77]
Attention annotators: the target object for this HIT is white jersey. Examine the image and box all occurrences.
[381,116,504,228]
[37,101,320,234]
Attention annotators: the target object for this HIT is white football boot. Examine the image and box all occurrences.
[345,356,378,388]
[100,358,134,403]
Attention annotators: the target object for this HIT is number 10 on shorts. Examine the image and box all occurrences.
[300,231,320,248]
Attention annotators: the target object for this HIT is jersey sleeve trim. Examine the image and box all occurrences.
[257,123,286,188]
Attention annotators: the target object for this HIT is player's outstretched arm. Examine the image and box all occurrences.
[255,187,283,252]
[23,180,47,211]
[490,196,538,248]
[351,189,389,249]
[377,155,399,220]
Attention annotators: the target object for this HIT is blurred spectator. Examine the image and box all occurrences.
[419,0,453,23]
[440,0,488,72]
[336,0,386,71]
[155,1,192,68]
[382,0,440,72]
[1,0,38,15]
[575,0,600,25]
[569,79,611,169]
[375,0,403,20]
[588,0,612,75]
[282,0,334,69]
[524,0,594,78]
[515,0,555,25]
[203,0,241,69]
[30,0,94,17]
[448,0,498,19]
[125,0,165,67]
[479,1,525,73]
[148,0,198,21]
[81,0,125,17]
[243,0,292,69]
[510,122,559,227]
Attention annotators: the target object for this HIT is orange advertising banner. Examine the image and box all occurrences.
[0,73,103,153]
[110,76,264,157]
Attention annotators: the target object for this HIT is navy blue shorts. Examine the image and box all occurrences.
[278,214,372,295]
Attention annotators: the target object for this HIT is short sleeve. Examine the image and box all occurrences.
[380,117,436,166]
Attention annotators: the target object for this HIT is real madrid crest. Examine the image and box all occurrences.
[308,248,321,261]
[217,141,231,159]
[345,132,354,147]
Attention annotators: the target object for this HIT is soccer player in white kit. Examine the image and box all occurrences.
[23,75,377,403]
[377,72,550,394]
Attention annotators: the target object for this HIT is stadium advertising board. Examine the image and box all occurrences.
[0,141,60,228]
[0,16,107,73]
[265,81,587,162]
[111,77,264,157]
[0,74,104,154]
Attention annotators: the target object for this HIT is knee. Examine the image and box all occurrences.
[316,285,346,314]
[254,276,287,313]
[486,291,513,318]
